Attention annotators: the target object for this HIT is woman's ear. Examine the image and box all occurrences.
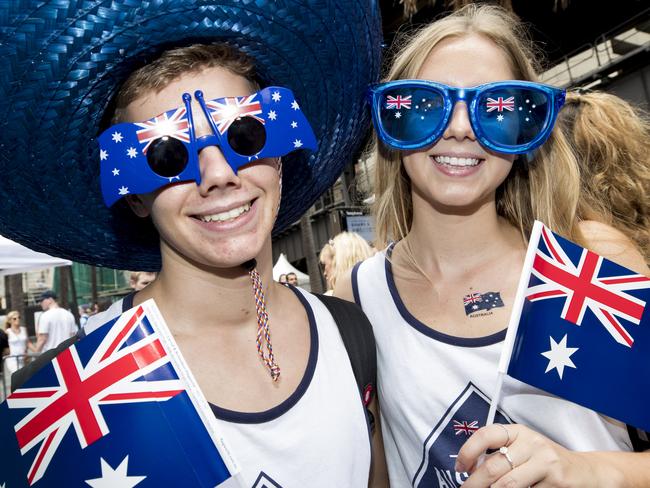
[124,194,151,218]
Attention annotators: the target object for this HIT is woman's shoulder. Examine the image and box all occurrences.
[578,220,649,275]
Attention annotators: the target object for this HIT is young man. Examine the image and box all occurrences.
[1,1,386,486]
[285,272,299,286]
[34,290,77,353]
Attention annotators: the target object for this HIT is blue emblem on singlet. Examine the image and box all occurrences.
[252,471,283,488]
[412,382,513,487]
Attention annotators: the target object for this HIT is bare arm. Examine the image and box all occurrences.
[367,395,389,487]
[34,333,48,352]
[578,220,649,276]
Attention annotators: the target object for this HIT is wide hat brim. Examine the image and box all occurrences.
[0,1,382,271]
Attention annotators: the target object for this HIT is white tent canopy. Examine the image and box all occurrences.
[272,253,309,288]
[0,236,72,276]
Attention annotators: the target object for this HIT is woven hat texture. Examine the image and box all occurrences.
[0,0,382,271]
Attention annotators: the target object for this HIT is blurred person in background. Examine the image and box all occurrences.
[4,311,35,376]
[278,273,288,284]
[319,241,335,294]
[128,271,158,291]
[327,232,375,293]
[34,290,78,353]
[560,90,650,263]
[286,272,299,286]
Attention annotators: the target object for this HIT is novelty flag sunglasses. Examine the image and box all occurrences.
[98,86,317,207]
[367,80,566,154]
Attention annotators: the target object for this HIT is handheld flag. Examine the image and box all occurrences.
[493,221,650,432]
[0,300,241,487]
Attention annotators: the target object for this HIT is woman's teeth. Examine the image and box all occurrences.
[199,202,251,222]
[433,156,481,167]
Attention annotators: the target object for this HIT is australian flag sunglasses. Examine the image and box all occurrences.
[98,86,317,207]
[367,80,565,155]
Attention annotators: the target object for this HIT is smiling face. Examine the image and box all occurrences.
[403,34,516,213]
[124,67,281,269]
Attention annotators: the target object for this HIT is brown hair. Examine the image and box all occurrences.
[371,4,581,248]
[561,90,650,262]
[112,43,258,123]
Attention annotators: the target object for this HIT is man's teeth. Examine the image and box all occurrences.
[199,203,251,222]
[433,156,480,167]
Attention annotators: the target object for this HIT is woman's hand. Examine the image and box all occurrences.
[454,423,622,488]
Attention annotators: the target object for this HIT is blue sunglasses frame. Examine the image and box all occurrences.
[367,80,566,154]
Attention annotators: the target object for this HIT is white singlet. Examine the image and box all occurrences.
[84,287,372,487]
[353,249,645,488]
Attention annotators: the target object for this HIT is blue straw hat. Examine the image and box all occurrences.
[0,1,382,271]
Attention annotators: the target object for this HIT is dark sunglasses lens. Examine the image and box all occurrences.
[228,117,266,156]
[146,136,189,177]
[378,87,446,145]
[476,87,551,149]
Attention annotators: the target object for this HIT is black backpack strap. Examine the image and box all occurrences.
[316,294,377,416]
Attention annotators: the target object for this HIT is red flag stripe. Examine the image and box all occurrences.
[102,390,185,402]
[101,306,144,361]
[541,227,566,265]
[600,276,650,285]
[27,429,57,485]
[600,309,634,346]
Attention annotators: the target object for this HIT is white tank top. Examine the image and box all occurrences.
[353,250,639,488]
[84,287,371,487]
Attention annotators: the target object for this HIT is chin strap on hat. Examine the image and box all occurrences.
[243,258,281,382]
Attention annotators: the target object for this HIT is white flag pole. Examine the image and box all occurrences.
[485,220,545,427]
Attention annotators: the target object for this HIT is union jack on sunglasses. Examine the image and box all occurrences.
[367,80,565,154]
[98,86,317,207]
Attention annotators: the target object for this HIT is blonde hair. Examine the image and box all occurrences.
[372,4,581,248]
[319,242,334,264]
[4,310,20,330]
[112,43,258,123]
[561,90,650,262]
[328,232,375,288]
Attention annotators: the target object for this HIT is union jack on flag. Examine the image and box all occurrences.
[485,96,515,112]
[452,420,479,436]
[504,221,650,432]
[526,225,649,347]
[463,293,483,306]
[386,95,412,110]
[206,94,264,134]
[135,107,190,153]
[0,300,238,487]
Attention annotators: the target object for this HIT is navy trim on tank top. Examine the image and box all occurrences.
[122,292,135,311]
[384,244,507,347]
[351,261,362,307]
[208,285,320,424]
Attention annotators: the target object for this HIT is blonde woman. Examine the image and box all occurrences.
[560,90,650,263]
[4,311,35,375]
[337,5,650,487]
[330,232,376,290]
[319,242,335,294]
[321,232,375,295]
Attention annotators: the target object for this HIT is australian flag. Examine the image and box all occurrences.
[464,291,504,315]
[0,300,240,487]
[505,221,650,431]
